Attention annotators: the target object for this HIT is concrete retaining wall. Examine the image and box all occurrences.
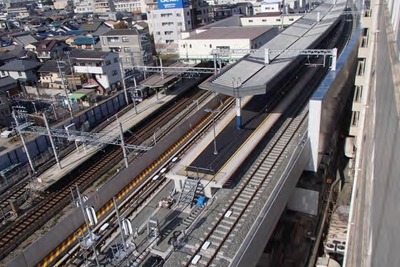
[0,93,127,171]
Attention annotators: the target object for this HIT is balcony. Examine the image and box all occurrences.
[74,66,104,74]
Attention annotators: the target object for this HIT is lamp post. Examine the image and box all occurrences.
[204,108,220,155]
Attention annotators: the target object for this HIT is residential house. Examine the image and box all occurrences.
[0,59,43,84]
[71,36,97,50]
[37,60,87,95]
[0,76,19,97]
[0,76,19,126]
[100,29,152,69]
[79,22,106,34]
[9,31,38,48]
[0,53,17,65]
[35,39,68,62]
[69,50,122,94]
[0,91,11,126]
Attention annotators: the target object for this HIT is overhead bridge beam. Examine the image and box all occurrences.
[16,123,151,151]
[211,48,338,70]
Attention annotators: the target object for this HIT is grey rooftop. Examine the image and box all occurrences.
[200,0,348,97]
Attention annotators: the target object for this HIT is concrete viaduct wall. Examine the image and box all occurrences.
[7,96,221,267]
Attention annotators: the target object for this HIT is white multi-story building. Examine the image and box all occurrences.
[53,0,69,9]
[100,29,153,68]
[151,8,192,45]
[114,0,144,12]
[74,0,95,13]
[74,0,116,13]
[70,50,122,94]
[95,0,116,13]
[178,26,278,61]
[241,14,302,27]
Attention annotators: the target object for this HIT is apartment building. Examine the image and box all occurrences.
[150,0,192,49]
[114,0,144,12]
[100,29,152,69]
[70,50,122,94]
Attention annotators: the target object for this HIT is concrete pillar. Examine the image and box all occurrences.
[204,185,213,198]
[236,97,242,130]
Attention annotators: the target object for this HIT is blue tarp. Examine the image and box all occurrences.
[196,196,206,207]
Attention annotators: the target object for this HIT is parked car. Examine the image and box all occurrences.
[1,128,16,138]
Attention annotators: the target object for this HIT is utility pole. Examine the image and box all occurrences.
[119,59,130,106]
[56,60,73,119]
[43,113,61,169]
[12,109,35,173]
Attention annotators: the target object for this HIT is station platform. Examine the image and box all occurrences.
[27,78,200,192]
[200,0,347,97]
[167,70,307,198]
[141,62,195,88]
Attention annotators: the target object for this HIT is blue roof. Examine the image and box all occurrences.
[73,37,96,45]
[65,30,84,36]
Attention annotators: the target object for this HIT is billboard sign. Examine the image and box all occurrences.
[157,0,189,10]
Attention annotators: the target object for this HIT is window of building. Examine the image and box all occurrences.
[124,47,131,52]
[183,44,186,48]
[1,71,4,76]
[80,63,85,66]
[107,37,119,42]
[354,85,363,102]
[188,20,191,24]
[18,71,22,76]
[112,70,118,76]
[122,37,129,42]
[210,44,212,48]
[276,18,281,22]
[289,18,294,21]
[351,111,360,126]
[249,20,253,22]
[178,22,182,26]
[187,11,189,15]
[189,44,192,48]
[262,19,266,22]
[164,31,173,35]
[156,31,161,35]
[177,13,181,17]
[114,57,118,63]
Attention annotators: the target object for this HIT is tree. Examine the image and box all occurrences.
[113,21,128,29]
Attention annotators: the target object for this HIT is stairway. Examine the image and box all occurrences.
[177,177,201,207]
